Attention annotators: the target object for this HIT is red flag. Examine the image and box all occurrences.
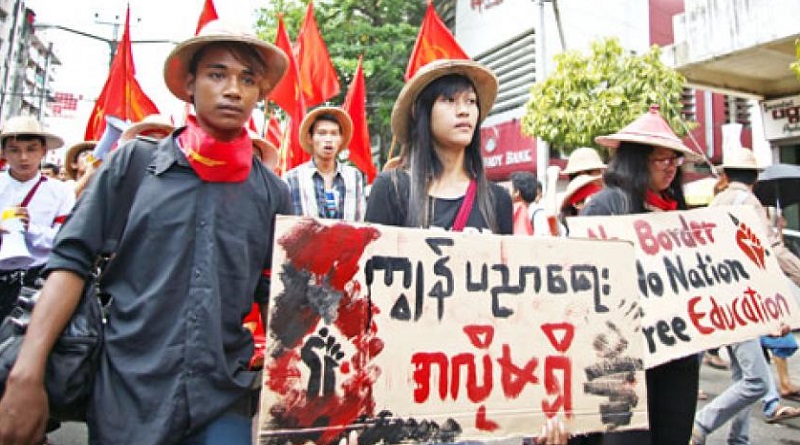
[405,1,469,80]
[269,16,308,170]
[294,2,340,107]
[342,56,376,183]
[84,7,159,141]
[195,0,219,35]
[265,109,283,150]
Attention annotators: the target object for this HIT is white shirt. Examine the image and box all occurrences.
[0,171,75,269]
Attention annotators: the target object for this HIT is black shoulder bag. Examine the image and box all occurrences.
[0,138,156,421]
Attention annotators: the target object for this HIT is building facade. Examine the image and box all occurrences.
[0,0,58,124]
[436,0,753,182]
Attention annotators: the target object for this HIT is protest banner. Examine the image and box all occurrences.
[568,206,800,368]
[258,216,647,445]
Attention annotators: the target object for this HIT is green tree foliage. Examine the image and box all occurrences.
[254,0,426,163]
[791,39,800,81]
[521,37,696,157]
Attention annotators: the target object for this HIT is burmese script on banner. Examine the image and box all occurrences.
[259,216,648,445]
[568,205,800,368]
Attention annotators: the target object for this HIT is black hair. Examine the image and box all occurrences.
[603,142,687,212]
[405,74,498,231]
[310,113,343,136]
[2,134,46,149]
[41,162,60,174]
[723,168,758,186]
[510,171,539,204]
[188,42,269,103]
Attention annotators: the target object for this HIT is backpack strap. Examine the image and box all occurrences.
[101,138,157,255]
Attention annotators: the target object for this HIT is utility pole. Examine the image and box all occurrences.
[535,0,549,185]
[0,0,25,121]
[37,42,54,121]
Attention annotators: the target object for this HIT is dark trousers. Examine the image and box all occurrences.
[0,266,43,321]
[568,354,700,445]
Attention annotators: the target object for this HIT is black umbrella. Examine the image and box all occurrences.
[753,163,800,208]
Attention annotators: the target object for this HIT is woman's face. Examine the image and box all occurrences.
[429,87,479,151]
[647,146,683,192]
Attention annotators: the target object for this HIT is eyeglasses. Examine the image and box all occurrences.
[649,156,684,169]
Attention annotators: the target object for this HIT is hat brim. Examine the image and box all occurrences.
[1,131,64,151]
[561,174,603,209]
[64,141,97,180]
[121,122,174,142]
[299,107,353,155]
[595,133,702,162]
[163,34,288,103]
[719,162,764,171]
[391,59,498,144]
[253,139,278,169]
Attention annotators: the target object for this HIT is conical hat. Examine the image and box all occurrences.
[595,105,700,161]
[0,116,64,150]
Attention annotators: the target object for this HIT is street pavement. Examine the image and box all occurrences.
[49,334,800,444]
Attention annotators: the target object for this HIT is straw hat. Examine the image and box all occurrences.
[595,105,700,161]
[64,141,97,180]
[391,59,498,144]
[163,20,288,103]
[299,107,353,155]
[562,147,606,175]
[0,115,64,150]
[249,130,278,169]
[719,147,762,171]
[120,114,174,142]
[561,174,603,210]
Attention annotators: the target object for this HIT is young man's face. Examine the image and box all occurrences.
[2,138,47,182]
[41,167,57,179]
[311,119,343,163]
[185,46,263,141]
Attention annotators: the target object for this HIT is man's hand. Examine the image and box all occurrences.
[1,207,29,233]
[0,374,49,445]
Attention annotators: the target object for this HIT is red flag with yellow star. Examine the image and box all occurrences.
[84,7,159,140]
[404,1,469,81]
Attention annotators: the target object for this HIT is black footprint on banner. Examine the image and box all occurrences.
[583,321,644,430]
[301,327,345,398]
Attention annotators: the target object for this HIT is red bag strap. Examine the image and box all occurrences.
[19,175,46,207]
[452,179,477,232]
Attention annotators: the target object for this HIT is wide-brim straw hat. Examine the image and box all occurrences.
[718,147,762,171]
[299,107,353,155]
[121,114,174,142]
[250,131,278,169]
[391,59,498,144]
[562,147,606,175]
[561,174,603,210]
[595,104,701,161]
[0,115,64,151]
[163,20,288,103]
[64,141,97,180]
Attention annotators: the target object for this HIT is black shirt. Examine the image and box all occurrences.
[45,134,291,445]
[365,170,512,234]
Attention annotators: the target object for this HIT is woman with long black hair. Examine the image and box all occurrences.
[365,60,512,234]
[576,105,702,445]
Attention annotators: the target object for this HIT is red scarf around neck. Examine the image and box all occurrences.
[645,189,678,211]
[177,116,252,183]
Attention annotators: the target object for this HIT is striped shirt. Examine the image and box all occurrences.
[283,160,367,222]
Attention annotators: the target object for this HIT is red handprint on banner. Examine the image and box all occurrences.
[729,213,766,269]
